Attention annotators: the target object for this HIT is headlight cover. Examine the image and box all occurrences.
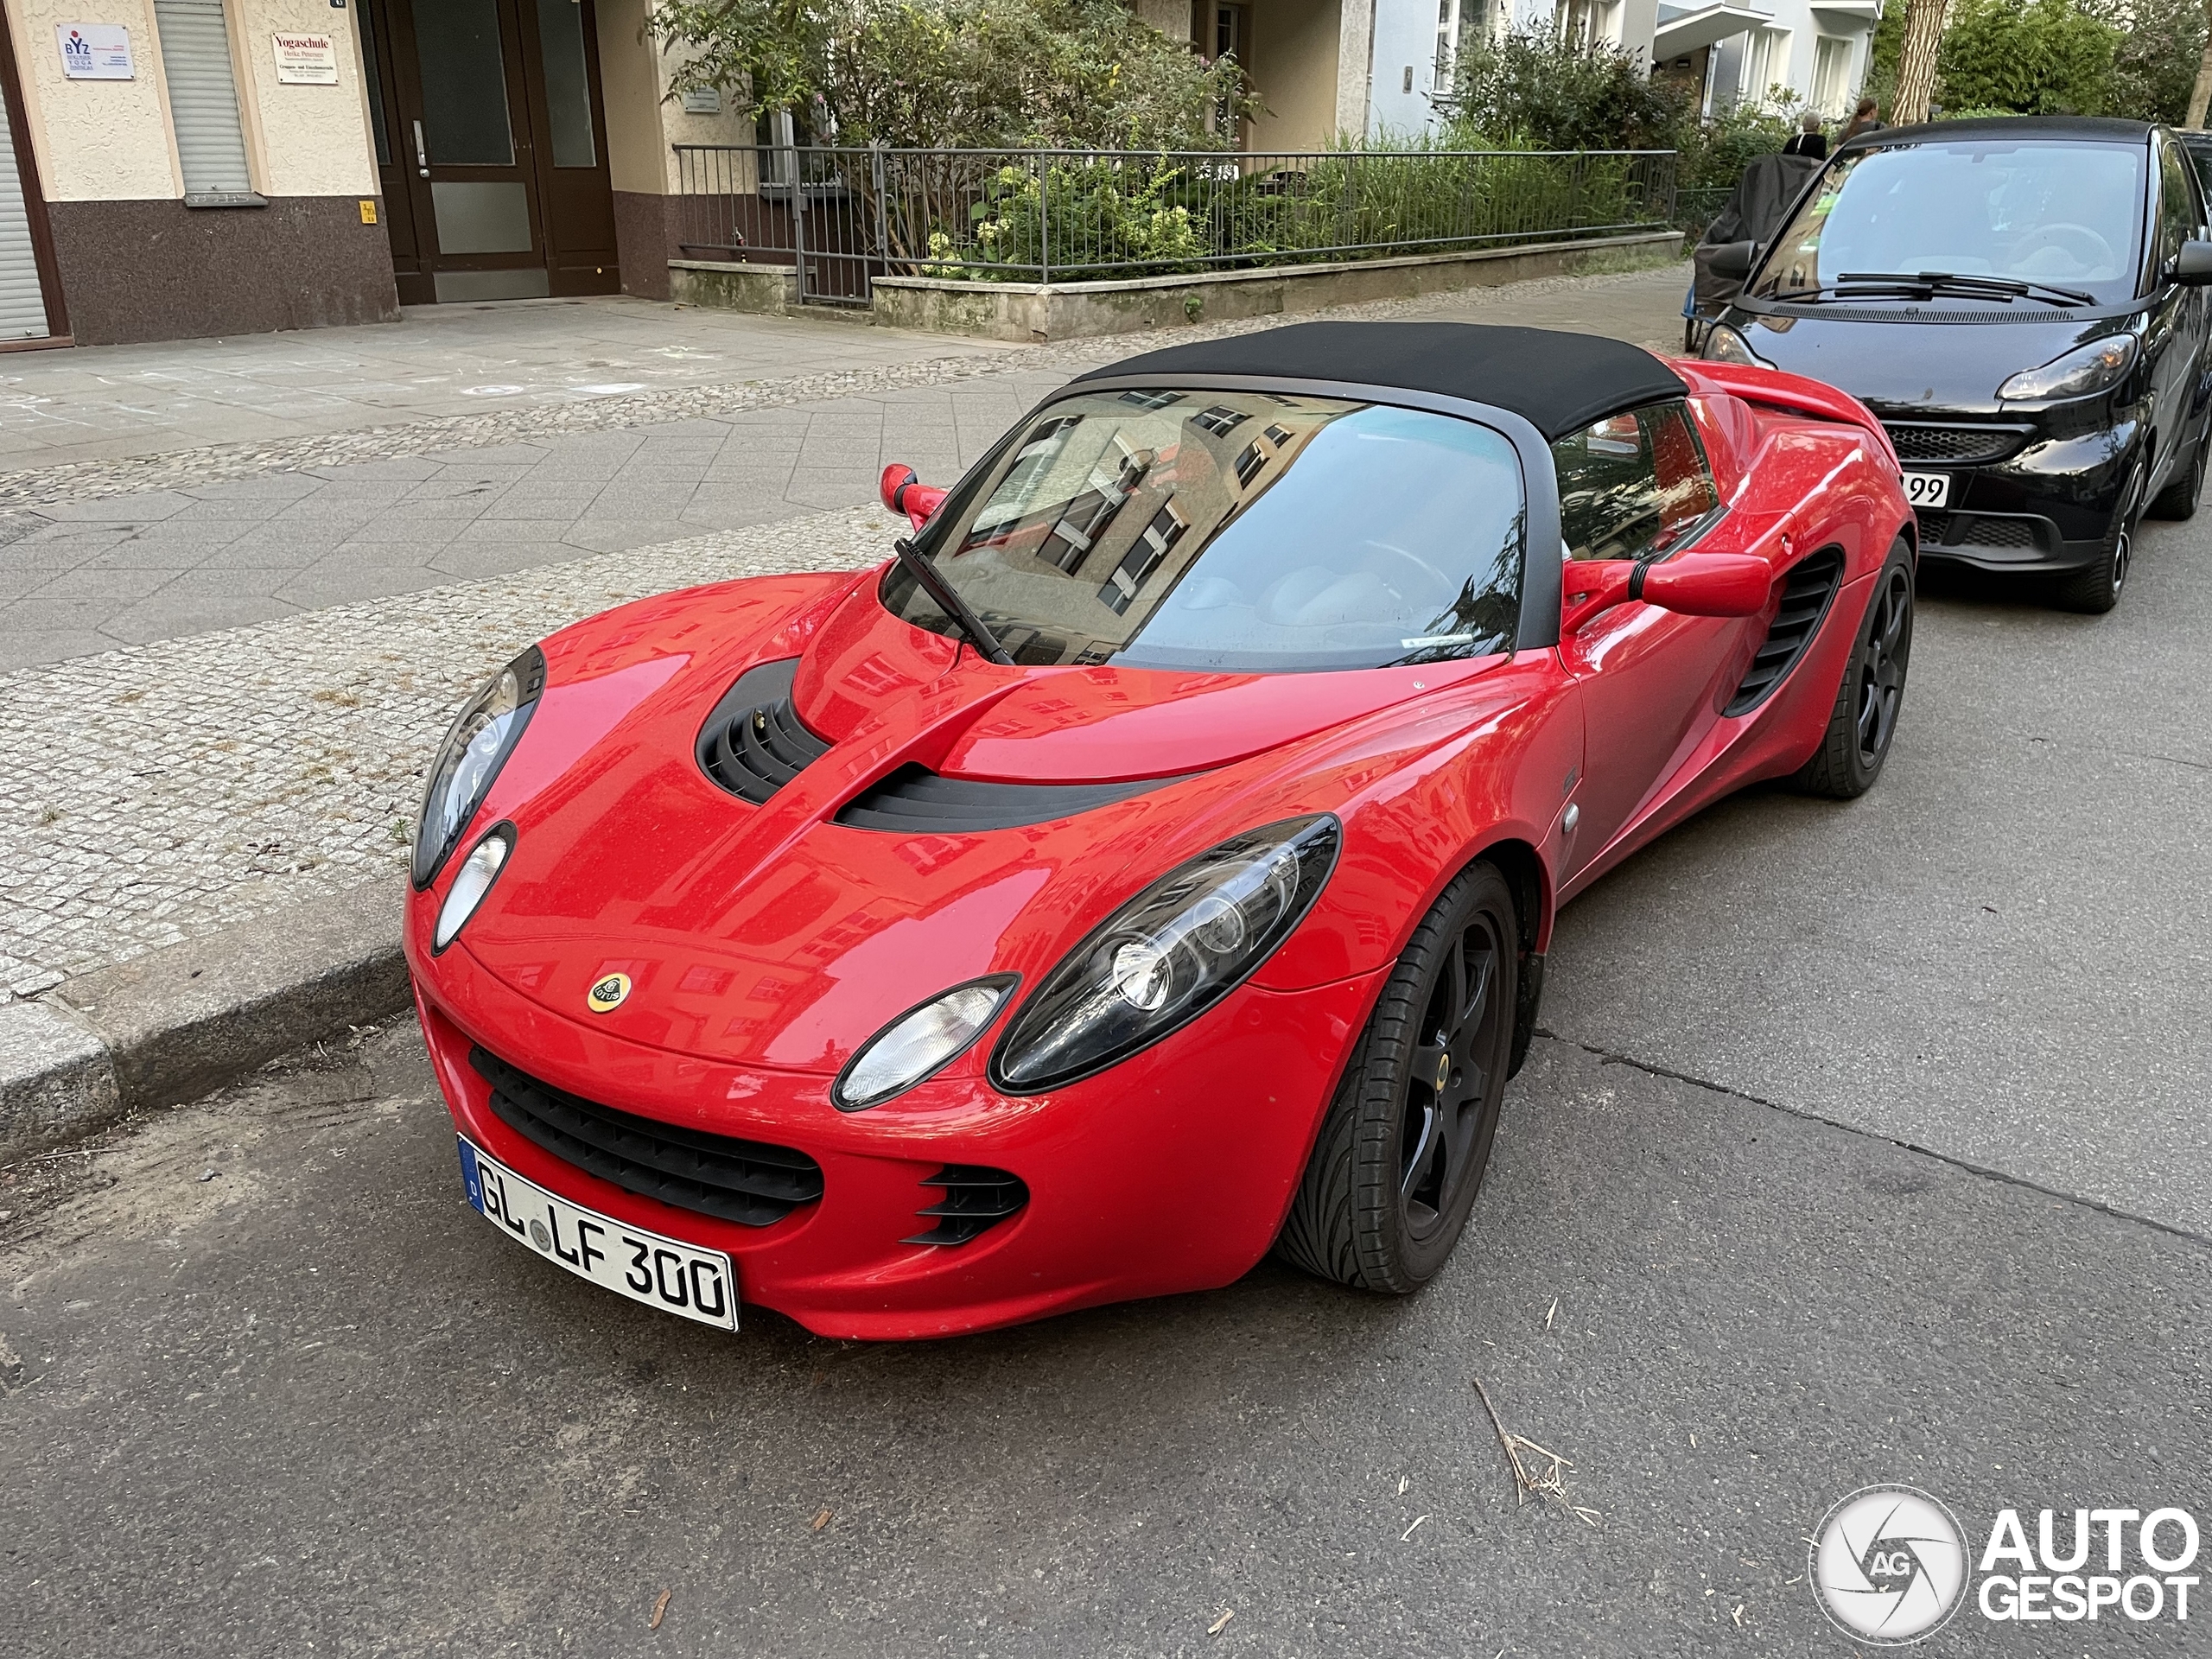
[433,825,513,953]
[834,976,1016,1111]
[412,646,544,889]
[1997,334,2137,401]
[1700,324,1772,369]
[990,815,1340,1094]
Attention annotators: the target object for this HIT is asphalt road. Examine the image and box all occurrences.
[6,354,2212,1656]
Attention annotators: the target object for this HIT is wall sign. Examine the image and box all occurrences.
[681,86,723,114]
[56,23,133,79]
[272,32,340,84]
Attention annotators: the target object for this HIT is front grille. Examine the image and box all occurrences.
[904,1165,1029,1245]
[1724,546,1843,717]
[695,657,833,804]
[1920,513,2043,551]
[1883,423,2031,465]
[836,764,1183,832]
[472,1047,823,1227]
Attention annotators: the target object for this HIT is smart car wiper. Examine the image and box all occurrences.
[1838,270,2098,306]
[893,536,1014,665]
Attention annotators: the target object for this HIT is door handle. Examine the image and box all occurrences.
[414,119,429,178]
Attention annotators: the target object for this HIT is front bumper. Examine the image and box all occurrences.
[409,932,1386,1340]
[1889,418,2140,576]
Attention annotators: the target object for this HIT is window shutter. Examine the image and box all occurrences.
[0,78,52,339]
[152,0,260,205]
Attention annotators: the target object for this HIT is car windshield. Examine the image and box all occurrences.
[882,391,1526,673]
[1749,139,2147,304]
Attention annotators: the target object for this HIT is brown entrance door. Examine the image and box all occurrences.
[358,0,619,304]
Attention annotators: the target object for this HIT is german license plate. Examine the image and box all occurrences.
[1902,472,1950,508]
[457,1136,737,1331]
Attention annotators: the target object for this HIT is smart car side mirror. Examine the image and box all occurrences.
[1563,553,1771,630]
[880,463,948,530]
[1709,240,1758,278]
[2175,241,2212,286]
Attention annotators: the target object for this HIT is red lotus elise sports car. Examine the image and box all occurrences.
[404,323,1915,1340]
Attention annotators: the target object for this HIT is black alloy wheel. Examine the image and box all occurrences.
[1795,537,1915,799]
[2056,461,2144,613]
[2147,428,2207,522]
[1276,861,1520,1294]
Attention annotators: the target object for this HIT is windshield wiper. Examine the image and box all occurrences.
[1838,270,2098,306]
[893,536,1014,665]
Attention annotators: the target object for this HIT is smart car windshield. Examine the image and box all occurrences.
[1749,139,2147,306]
[883,391,1526,673]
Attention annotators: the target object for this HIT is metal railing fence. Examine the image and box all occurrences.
[673,144,1678,308]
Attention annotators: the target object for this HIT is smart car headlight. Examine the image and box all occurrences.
[412,646,544,890]
[1997,334,2137,401]
[835,976,1016,1111]
[990,816,1340,1094]
[1700,324,1773,369]
[433,825,513,953]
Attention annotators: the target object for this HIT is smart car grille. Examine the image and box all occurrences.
[836,765,1183,832]
[1724,546,1844,717]
[695,657,834,805]
[471,1047,823,1227]
[903,1164,1029,1245]
[1882,423,2031,465]
[1919,513,2042,551]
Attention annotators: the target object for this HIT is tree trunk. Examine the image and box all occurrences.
[1891,0,1950,127]
[2190,0,2212,129]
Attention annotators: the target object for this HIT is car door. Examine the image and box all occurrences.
[2145,137,2202,496]
[1554,400,1752,881]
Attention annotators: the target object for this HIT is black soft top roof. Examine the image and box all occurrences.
[1072,322,1688,441]
[1846,115,2152,153]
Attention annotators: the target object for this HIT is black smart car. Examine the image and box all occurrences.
[1701,117,2212,612]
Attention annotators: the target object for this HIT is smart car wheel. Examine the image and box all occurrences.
[2056,461,2144,613]
[1275,861,1519,1294]
[1794,537,1913,800]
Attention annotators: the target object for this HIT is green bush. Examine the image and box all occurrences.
[1936,0,2120,115]
[1435,25,1688,151]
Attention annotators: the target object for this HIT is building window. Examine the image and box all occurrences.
[1810,35,1852,115]
[1743,27,1792,107]
[152,0,258,205]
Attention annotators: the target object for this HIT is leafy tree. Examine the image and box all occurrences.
[1434,24,1688,152]
[1893,0,1950,124]
[2085,0,2206,123]
[1936,0,2120,115]
[652,0,1249,151]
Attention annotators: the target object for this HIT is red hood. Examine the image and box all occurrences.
[446,569,1510,1074]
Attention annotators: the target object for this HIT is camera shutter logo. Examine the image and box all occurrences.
[1811,1484,1969,1644]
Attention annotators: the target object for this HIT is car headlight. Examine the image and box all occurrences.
[412,646,544,889]
[835,976,1016,1111]
[1997,334,2137,401]
[990,816,1340,1094]
[1700,324,1772,368]
[433,826,513,953]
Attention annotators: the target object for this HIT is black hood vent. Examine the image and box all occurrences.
[903,1165,1029,1245]
[696,657,833,804]
[1725,546,1844,717]
[836,765,1183,832]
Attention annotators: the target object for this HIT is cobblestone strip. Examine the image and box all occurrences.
[0,506,899,998]
[0,264,1681,514]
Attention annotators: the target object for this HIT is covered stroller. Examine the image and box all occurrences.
[1681,151,1823,351]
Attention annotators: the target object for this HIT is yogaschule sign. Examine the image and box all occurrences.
[1810,1486,2202,1643]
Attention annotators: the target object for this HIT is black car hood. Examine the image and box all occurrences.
[1719,305,2135,418]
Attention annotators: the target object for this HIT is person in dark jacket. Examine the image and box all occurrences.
[1839,99,1884,144]
[1782,111,1828,159]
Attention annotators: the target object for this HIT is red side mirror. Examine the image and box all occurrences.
[1563,552,1771,630]
[880,463,947,531]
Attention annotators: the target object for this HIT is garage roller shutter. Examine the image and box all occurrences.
[152,0,260,204]
[0,79,50,339]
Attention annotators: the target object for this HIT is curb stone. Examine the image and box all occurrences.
[1,879,406,1159]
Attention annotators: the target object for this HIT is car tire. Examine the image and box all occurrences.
[1275,861,1519,1295]
[2056,461,2144,613]
[2146,429,2207,522]
[1793,537,1914,800]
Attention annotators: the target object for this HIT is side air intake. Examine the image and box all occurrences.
[696,657,833,804]
[1724,546,1844,717]
[903,1165,1029,1245]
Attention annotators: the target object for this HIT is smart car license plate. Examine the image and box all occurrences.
[457,1137,737,1331]
[1902,472,1950,508]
